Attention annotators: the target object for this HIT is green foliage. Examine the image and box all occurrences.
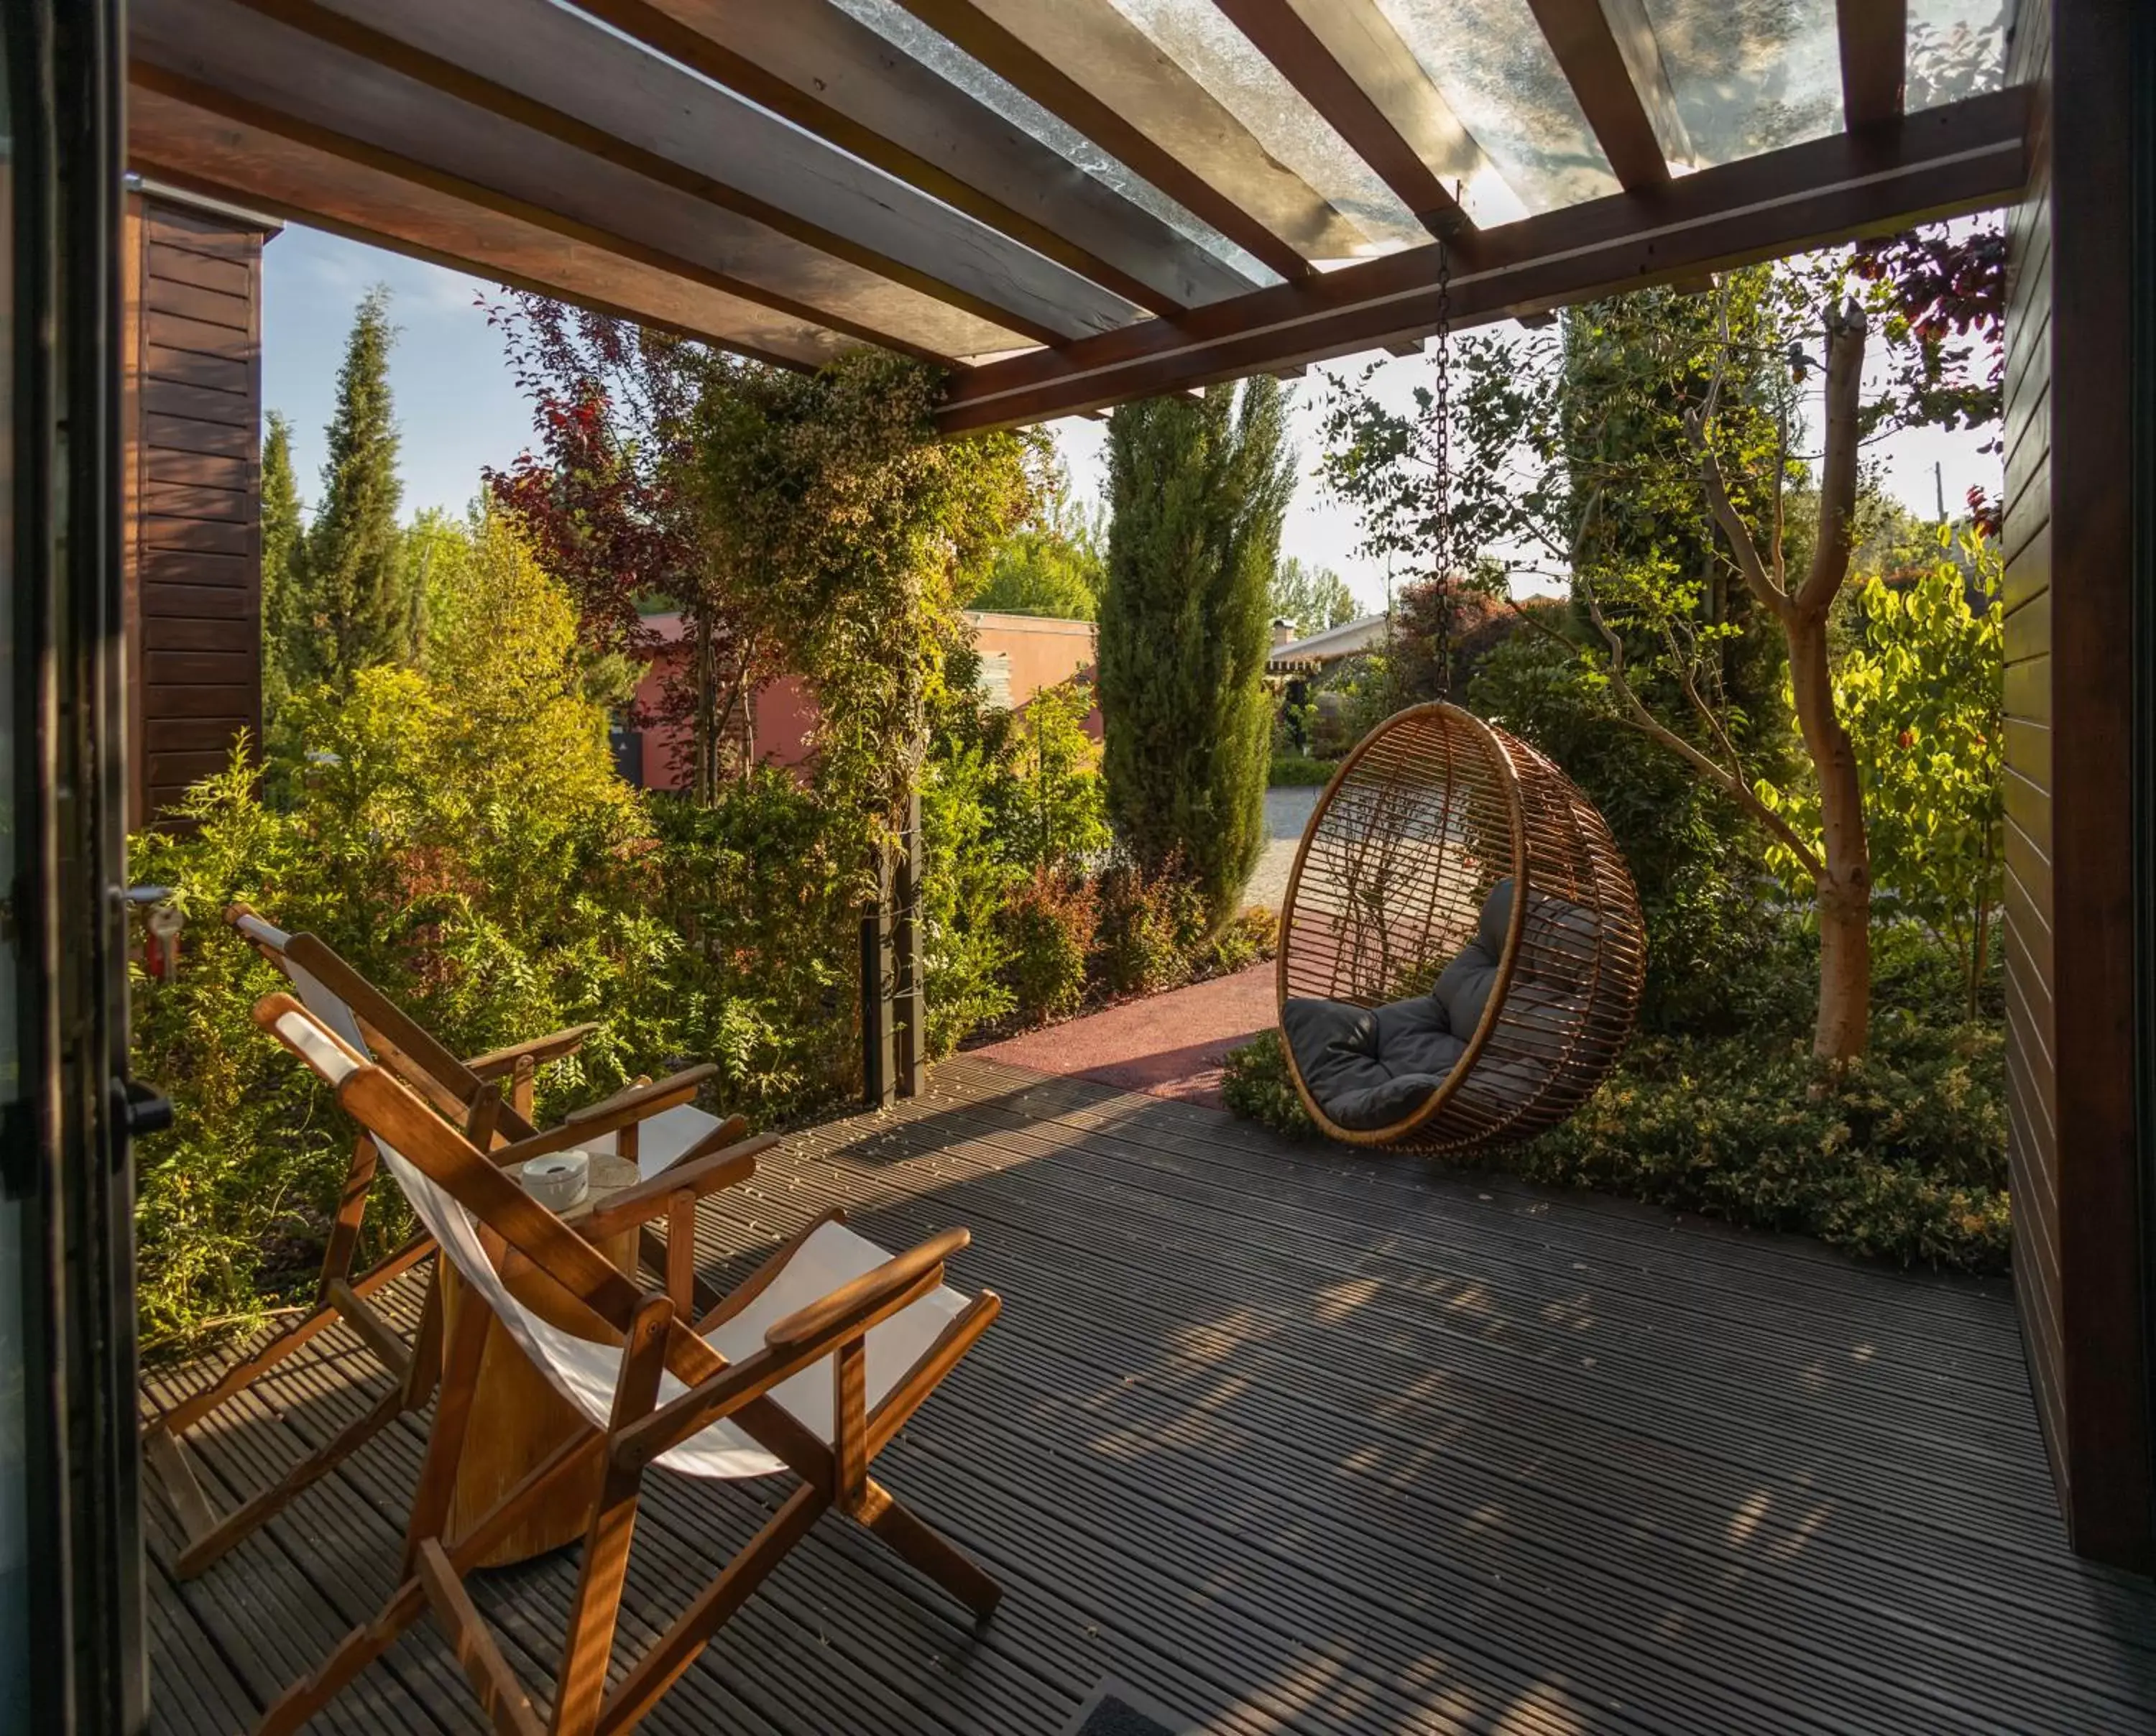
[1268,754,1335,787]
[1759,538,2005,1014]
[1221,980,2008,1272]
[1269,555,1358,637]
[919,734,1022,1054]
[1000,870,1096,1022]
[1221,1035,1314,1137]
[131,519,664,1346]
[1093,857,1211,995]
[1100,379,1292,927]
[259,410,304,726]
[285,287,418,691]
[643,775,860,1114]
[968,463,1103,620]
[1468,624,1773,1034]
[1004,678,1110,876]
[696,350,1035,836]
[1516,1016,2007,1273]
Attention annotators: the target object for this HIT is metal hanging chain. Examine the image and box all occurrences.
[1431,233,1452,582]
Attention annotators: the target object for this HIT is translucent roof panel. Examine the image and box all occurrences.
[1100,0,1428,259]
[1372,0,1620,215]
[1639,0,1842,169]
[1907,0,2007,111]
[829,0,1280,285]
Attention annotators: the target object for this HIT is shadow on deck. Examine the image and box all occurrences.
[144,1056,2156,1735]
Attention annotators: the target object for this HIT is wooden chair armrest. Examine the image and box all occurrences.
[465,1024,599,1079]
[561,1065,717,1127]
[492,1067,719,1167]
[578,1137,772,1242]
[763,1229,971,1354]
[613,1233,964,1472]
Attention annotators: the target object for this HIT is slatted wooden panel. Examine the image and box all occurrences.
[2000,0,2154,1571]
[126,195,270,829]
[2000,0,2062,1540]
[144,1058,2156,1735]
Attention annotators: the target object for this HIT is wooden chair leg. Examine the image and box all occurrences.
[550,1296,672,1736]
[416,1541,545,1736]
[593,1485,826,1736]
[258,1431,609,1736]
[664,1191,696,1315]
[152,1234,433,1439]
[402,1279,495,1578]
[852,1479,1001,1622]
[173,1382,407,1579]
[314,1134,382,1307]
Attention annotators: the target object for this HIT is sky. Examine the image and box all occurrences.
[265,223,2001,617]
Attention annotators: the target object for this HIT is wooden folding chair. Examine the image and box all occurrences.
[252,993,1003,1736]
[140,908,760,1579]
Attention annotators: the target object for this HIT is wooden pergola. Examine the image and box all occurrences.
[127,0,2024,431]
[120,0,2156,1577]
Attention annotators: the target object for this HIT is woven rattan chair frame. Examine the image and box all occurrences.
[1275,703,1646,1153]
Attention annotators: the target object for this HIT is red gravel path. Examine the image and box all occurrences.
[970,963,1276,1109]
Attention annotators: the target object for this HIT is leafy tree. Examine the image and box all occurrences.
[486,296,752,801]
[696,349,1036,836]
[1321,226,2004,1063]
[259,410,304,725]
[1100,378,1292,926]
[969,460,1103,620]
[1764,537,2004,1019]
[287,287,415,689]
[1269,555,1359,638]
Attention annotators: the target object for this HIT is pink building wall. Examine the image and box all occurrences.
[627,610,1095,790]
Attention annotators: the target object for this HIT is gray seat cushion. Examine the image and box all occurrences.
[1286,877,1608,1135]
[1282,994,1465,1132]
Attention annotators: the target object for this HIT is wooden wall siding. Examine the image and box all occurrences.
[2001,0,2153,1570]
[125,196,267,828]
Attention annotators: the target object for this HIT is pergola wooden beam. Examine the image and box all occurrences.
[126,81,854,370]
[888,0,1319,282]
[936,86,2030,431]
[1524,0,1690,188]
[1212,0,1472,239]
[571,0,1258,316]
[1838,0,1908,130]
[182,0,1130,352]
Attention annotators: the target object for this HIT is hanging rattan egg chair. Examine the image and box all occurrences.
[1276,702,1646,1153]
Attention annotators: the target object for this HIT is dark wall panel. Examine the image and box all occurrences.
[2001,0,2154,1570]
[125,193,272,827]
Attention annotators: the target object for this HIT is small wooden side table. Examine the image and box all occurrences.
[440,1149,645,1568]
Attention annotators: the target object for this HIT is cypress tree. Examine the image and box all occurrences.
[259,408,303,724]
[288,287,413,688]
[1098,377,1292,926]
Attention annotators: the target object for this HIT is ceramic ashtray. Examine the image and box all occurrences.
[520,1148,590,1211]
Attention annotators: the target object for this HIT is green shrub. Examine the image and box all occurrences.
[1222,1005,2007,1272]
[919,736,1021,1053]
[1221,1033,1315,1136]
[1094,856,1210,995]
[1000,870,1097,1021]
[1267,754,1335,787]
[1469,625,1777,1037]
[1206,905,1279,976]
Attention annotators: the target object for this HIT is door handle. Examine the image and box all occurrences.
[113,1076,173,1140]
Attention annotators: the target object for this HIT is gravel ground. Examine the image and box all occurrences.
[1243,785,1322,913]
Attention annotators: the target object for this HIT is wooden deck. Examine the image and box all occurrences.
[144,1056,2156,1735]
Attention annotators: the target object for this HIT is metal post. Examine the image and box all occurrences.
[893,788,925,1098]
[860,844,895,1111]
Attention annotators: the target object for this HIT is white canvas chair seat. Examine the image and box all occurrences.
[584,1103,727,1183]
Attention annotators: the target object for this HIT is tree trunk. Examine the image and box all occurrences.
[1787,305,1873,1065]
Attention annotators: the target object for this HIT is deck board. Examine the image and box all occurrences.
[147,1056,2156,1733]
